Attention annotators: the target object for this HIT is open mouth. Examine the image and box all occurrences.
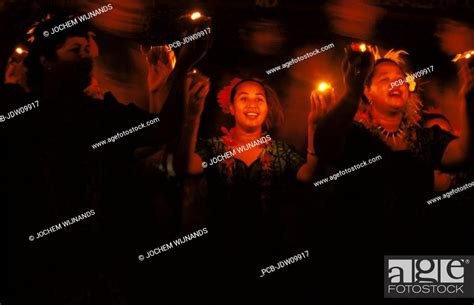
[244,112,260,119]
[388,88,402,97]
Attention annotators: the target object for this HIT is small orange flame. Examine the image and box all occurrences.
[191,12,202,20]
[317,82,331,92]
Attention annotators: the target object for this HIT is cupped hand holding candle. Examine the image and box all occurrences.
[350,42,367,53]
[308,82,336,128]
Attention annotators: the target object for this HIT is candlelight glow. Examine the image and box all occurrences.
[359,43,367,52]
[191,12,202,20]
[317,82,331,92]
[15,47,24,55]
[452,50,474,62]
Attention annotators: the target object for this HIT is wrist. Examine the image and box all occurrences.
[306,148,317,156]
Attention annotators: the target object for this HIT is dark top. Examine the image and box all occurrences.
[317,122,456,253]
[195,135,305,274]
[2,84,175,304]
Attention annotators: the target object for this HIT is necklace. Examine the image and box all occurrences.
[375,120,407,143]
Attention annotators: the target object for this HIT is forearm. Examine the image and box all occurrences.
[313,89,362,162]
[297,127,318,183]
[148,84,172,113]
[139,67,187,146]
[174,117,203,176]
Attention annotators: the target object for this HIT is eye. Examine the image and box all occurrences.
[69,47,81,54]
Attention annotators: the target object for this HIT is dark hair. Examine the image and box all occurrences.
[362,58,406,104]
[24,14,90,88]
[230,79,284,130]
[365,58,402,87]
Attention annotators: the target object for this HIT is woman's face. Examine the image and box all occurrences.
[230,81,269,131]
[364,61,409,115]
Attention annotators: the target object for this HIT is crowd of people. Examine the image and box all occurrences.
[3,9,474,305]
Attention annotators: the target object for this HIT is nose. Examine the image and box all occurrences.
[80,42,92,59]
[247,97,259,107]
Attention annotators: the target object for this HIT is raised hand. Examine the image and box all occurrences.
[308,86,336,129]
[185,70,210,120]
[144,46,176,93]
[457,55,474,98]
[342,44,375,91]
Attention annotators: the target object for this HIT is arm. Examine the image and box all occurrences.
[313,48,374,163]
[173,71,210,176]
[296,126,318,183]
[135,36,211,148]
[146,47,175,113]
[441,61,474,168]
[296,89,330,183]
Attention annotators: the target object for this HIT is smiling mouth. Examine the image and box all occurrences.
[244,112,260,119]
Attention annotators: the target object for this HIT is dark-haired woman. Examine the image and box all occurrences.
[312,46,474,253]
[174,75,320,291]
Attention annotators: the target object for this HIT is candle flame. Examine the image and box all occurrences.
[191,12,202,20]
[317,82,331,92]
[452,50,474,62]
[15,47,24,55]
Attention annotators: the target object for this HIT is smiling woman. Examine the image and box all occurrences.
[312,44,474,255]
[174,73,321,280]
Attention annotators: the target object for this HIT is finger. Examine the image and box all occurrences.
[190,80,208,97]
[317,93,327,114]
[199,83,211,99]
[310,91,317,113]
[196,78,211,98]
[185,75,193,92]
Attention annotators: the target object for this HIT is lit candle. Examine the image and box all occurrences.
[317,82,331,92]
[351,42,367,53]
[452,50,474,62]
[190,11,202,20]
